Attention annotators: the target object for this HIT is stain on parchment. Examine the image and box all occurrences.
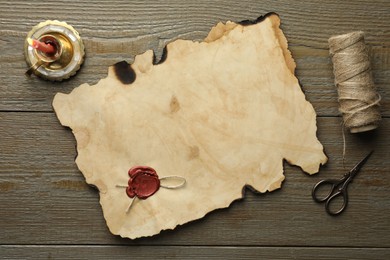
[170,95,181,113]
[188,146,200,160]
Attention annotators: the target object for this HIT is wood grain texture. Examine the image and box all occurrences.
[0,113,389,246]
[0,0,389,258]
[1,246,389,260]
[0,0,389,115]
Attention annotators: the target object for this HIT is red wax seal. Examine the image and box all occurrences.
[126,166,160,200]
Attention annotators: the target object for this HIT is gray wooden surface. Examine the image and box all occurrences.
[0,0,389,259]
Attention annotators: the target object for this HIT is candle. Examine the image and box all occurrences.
[27,38,56,54]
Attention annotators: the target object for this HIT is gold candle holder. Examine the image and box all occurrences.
[25,20,85,81]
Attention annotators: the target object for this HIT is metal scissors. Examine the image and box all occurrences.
[312,151,373,216]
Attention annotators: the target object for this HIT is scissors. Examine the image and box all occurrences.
[312,151,373,216]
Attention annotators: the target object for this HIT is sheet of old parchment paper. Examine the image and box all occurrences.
[53,13,327,239]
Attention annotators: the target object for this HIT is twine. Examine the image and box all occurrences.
[329,31,381,134]
[116,175,186,214]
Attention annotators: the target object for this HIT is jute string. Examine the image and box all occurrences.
[328,31,381,158]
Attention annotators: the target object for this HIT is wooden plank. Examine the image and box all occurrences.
[0,112,389,246]
[0,0,389,115]
[0,0,389,45]
[1,246,389,260]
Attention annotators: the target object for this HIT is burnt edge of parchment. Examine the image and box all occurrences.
[153,45,168,65]
[113,60,136,84]
[153,14,277,64]
[113,13,278,84]
[238,12,279,26]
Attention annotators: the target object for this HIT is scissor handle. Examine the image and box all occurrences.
[312,179,340,202]
[325,189,348,216]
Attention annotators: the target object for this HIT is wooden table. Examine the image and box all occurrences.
[1,1,389,259]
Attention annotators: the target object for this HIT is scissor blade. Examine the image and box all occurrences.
[350,150,373,176]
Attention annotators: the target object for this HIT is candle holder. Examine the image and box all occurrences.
[24,20,85,81]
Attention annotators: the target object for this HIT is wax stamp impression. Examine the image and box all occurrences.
[126,166,160,199]
[53,13,327,239]
[117,166,185,213]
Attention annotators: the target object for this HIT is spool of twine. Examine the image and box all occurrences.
[328,31,381,133]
